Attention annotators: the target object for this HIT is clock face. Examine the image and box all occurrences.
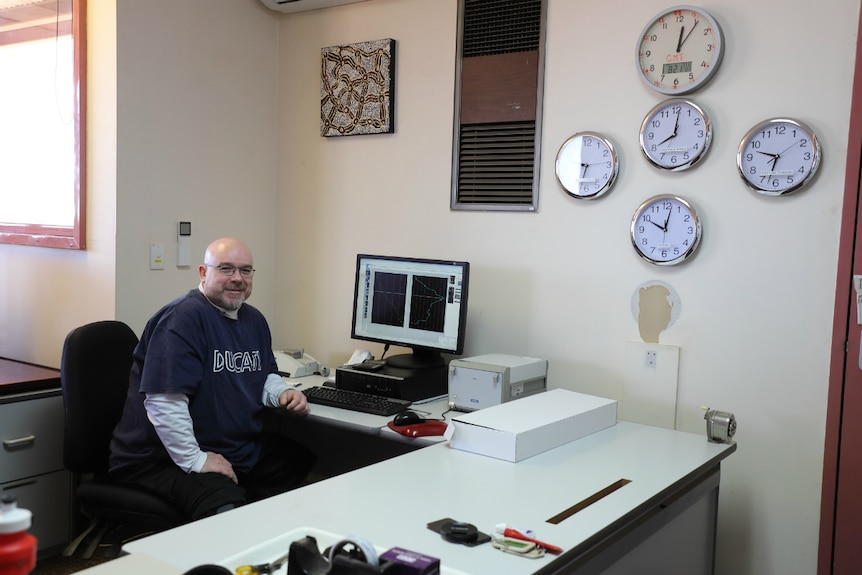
[555,132,619,199]
[636,6,724,95]
[631,194,702,265]
[736,118,821,196]
[639,98,712,171]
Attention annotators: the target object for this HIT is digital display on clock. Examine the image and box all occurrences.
[662,61,692,74]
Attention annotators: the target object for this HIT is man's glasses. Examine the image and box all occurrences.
[206,264,255,278]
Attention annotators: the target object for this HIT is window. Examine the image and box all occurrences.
[451,0,546,212]
[0,0,86,249]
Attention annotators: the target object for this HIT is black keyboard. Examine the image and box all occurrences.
[302,386,412,416]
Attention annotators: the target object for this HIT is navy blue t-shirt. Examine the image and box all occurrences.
[109,289,279,474]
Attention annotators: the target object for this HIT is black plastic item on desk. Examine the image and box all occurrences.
[182,566,231,575]
[287,536,400,575]
[302,386,412,416]
[350,359,387,372]
[427,518,492,547]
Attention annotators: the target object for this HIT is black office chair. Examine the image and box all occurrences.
[61,320,187,558]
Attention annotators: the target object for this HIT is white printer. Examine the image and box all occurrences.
[448,353,548,412]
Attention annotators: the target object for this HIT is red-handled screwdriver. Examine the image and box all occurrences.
[495,524,563,555]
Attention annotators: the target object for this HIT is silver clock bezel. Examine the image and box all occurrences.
[630,194,703,266]
[555,131,620,200]
[736,117,821,196]
[635,5,725,96]
[639,98,712,172]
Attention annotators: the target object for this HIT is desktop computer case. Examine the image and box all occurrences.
[335,364,448,401]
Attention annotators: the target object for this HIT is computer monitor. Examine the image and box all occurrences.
[351,254,470,370]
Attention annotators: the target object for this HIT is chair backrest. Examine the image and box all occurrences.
[61,320,138,474]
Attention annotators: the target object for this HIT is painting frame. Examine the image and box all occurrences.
[320,38,395,137]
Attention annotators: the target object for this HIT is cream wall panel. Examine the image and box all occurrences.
[274,1,858,573]
[0,0,117,367]
[3,0,857,571]
[115,0,280,335]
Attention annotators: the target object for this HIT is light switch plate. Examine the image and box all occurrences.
[150,243,165,270]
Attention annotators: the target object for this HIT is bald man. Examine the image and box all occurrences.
[110,238,315,520]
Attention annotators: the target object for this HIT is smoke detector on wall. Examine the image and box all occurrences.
[259,0,369,13]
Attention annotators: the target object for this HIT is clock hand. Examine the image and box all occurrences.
[657,133,676,146]
[657,110,681,146]
[648,219,665,231]
[764,140,802,173]
[580,162,589,178]
[755,150,779,170]
[678,19,699,50]
[676,25,685,52]
[776,140,801,157]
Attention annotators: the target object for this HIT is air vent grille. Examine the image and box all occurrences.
[463,0,541,57]
[456,122,537,206]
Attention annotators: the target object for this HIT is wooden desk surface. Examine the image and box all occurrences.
[0,357,61,394]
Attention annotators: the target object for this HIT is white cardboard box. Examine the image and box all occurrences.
[447,388,617,462]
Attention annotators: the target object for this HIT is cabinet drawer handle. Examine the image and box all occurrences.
[3,435,36,450]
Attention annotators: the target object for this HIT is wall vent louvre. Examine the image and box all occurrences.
[452,0,545,212]
[463,0,541,57]
[457,122,536,205]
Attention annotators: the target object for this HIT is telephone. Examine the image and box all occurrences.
[274,348,327,378]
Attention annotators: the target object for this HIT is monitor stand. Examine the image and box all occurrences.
[384,349,445,370]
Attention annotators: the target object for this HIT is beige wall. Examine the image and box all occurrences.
[0,0,117,367]
[0,0,280,364]
[114,0,281,334]
[275,1,857,573]
[1,0,857,572]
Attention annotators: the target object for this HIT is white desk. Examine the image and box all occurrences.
[121,421,735,575]
[261,376,450,480]
[289,374,452,433]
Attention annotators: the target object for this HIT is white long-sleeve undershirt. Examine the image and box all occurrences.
[144,372,295,473]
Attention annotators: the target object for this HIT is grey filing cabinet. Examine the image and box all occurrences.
[0,389,71,555]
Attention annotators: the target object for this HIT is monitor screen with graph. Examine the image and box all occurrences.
[350,254,470,369]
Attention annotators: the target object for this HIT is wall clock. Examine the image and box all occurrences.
[636,5,724,95]
[736,118,822,196]
[639,98,712,171]
[630,194,702,265]
[555,131,619,200]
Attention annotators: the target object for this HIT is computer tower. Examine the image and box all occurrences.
[335,364,448,401]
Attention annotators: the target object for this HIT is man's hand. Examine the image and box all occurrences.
[201,452,237,483]
[279,388,310,416]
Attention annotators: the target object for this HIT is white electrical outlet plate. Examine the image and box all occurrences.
[622,341,680,429]
[645,350,657,368]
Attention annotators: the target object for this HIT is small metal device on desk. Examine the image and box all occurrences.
[703,407,737,443]
[448,354,547,412]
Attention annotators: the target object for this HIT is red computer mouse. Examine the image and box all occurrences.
[387,419,449,438]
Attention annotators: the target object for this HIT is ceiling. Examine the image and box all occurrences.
[0,0,72,47]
